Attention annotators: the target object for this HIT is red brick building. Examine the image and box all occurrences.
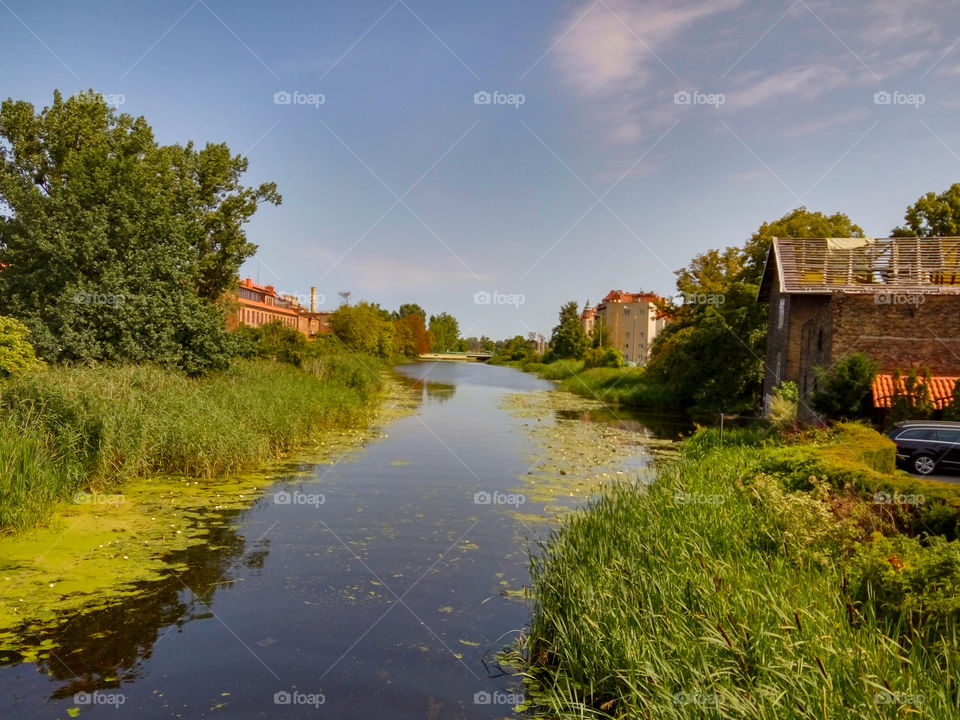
[228,278,331,337]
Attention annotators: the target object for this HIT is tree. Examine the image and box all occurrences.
[428,312,460,351]
[0,90,280,373]
[398,303,426,321]
[0,315,43,377]
[648,207,863,411]
[893,183,960,236]
[502,335,534,361]
[811,352,878,421]
[330,301,391,356]
[742,207,864,285]
[258,321,307,367]
[549,301,588,359]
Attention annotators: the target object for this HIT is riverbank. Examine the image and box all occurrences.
[0,356,385,533]
[490,357,682,411]
[516,423,960,718]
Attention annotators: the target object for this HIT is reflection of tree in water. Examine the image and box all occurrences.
[0,504,267,701]
[395,373,456,406]
[555,407,693,439]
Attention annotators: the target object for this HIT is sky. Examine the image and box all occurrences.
[3,0,960,340]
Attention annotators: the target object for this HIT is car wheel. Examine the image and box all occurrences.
[912,454,937,475]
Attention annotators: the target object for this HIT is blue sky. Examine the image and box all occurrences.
[4,0,960,339]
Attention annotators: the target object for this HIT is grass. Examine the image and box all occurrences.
[516,425,960,719]
[0,356,384,533]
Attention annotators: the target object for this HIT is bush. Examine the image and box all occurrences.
[769,381,798,428]
[812,352,877,420]
[538,359,584,380]
[0,316,43,377]
[583,346,624,369]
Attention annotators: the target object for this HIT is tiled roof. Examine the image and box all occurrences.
[600,290,663,304]
[759,236,960,300]
[872,373,959,409]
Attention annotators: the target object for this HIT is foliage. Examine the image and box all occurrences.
[428,312,460,351]
[393,313,431,356]
[811,352,878,421]
[537,359,584,380]
[329,301,396,357]
[0,316,43,377]
[397,303,426,321]
[499,335,536,362]
[0,358,383,532]
[583,346,624,369]
[944,378,960,421]
[889,367,935,423]
[0,91,280,373]
[768,380,799,428]
[893,182,960,236]
[549,300,588,360]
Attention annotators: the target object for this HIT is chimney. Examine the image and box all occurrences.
[310,287,317,313]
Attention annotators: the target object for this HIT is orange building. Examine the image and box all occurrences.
[229,278,331,337]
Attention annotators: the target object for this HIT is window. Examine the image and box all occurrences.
[899,428,937,441]
[777,298,785,330]
[624,308,630,315]
[936,429,960,443]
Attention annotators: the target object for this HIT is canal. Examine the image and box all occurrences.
[0,362,686,719]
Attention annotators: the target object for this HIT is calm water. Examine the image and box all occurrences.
[0,363,683,719]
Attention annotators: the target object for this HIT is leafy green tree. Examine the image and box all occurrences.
[811,352,878,421]
[330,301,395,356]
[0,315,43,377]
[549,301,588,359]
[893,183,960,236]
[943,379,960,421]
[0,90,280,373]
[258,321,307,366]
[502,335,534,361]
[889,367,935,423]
[584,346,623,369]
[589,316,609,349]
[428,312,460,351]
[398,303,426,321]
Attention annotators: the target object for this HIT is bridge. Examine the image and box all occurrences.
[419,351,493,363]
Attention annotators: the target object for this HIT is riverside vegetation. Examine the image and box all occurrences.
[513,423,960,718]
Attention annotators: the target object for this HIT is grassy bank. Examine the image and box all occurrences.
[490,356,682,410]
[0,356,384,533]
[517,424,960,718]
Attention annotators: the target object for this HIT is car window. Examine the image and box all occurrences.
[936,429,960,443]
[898,428,936,440]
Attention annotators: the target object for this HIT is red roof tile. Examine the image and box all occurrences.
[872,374,959,409]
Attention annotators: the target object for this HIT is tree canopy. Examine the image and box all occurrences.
[549,300,588,360]
[0,90,280,373]
[428,312,460,352]
[893,183,960,236]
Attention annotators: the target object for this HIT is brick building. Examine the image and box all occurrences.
[757,237,960,415]
[228,278,332,337]
[587,290,667,364]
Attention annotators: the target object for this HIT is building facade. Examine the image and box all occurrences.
[591,290,667,364]
[758,236,960,416]
[228,278,332,337]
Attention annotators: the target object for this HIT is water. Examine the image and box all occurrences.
[0,363,683,719]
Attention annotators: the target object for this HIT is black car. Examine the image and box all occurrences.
[886,421,960,475]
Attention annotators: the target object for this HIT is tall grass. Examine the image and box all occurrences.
[0,357,383,532]
[559,366,679,409]
[520,433,960,718]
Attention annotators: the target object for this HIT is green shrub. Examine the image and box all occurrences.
[538,359,584,380]
[583,346,624,369]
[0,316,43,377]
[812,352,877,420]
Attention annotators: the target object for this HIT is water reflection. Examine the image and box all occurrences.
[554,405,693,439]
